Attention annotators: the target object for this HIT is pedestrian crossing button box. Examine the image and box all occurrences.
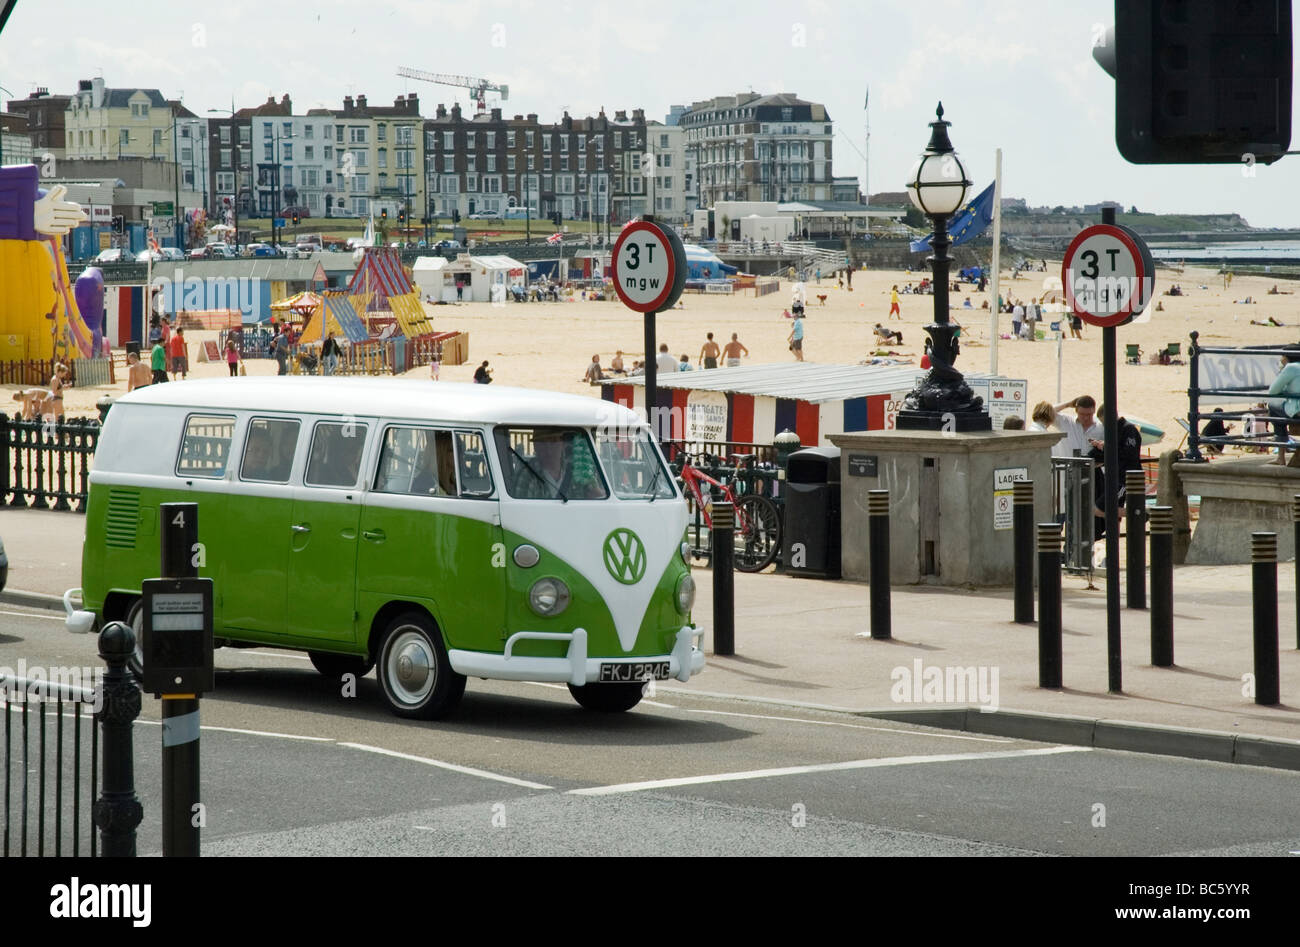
[141,577,214,696]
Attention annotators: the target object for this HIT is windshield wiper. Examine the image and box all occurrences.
[508,444,568,502]
[644,460,664,501]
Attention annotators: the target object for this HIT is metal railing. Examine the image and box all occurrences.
[0,415,101,512]
[1186,333,1299,460]
[1,674,100,857]
[1052,456,1095,580]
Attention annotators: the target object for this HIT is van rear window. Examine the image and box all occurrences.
[176,415,235,478]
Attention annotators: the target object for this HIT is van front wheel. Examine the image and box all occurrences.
[376,613,465,720]
[567,682,644,713]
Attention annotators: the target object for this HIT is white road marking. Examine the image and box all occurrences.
[0,609,64,621]
[678,708,1012,742]
[220,650,313,662]
[569,746,1093,796]
[199,725,334,741]
[340,741,553,790]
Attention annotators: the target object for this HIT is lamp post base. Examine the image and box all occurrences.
[895,409,992,432]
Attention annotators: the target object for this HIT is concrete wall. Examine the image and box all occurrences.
[1176,457,1300,564]
[830,429,1060,586]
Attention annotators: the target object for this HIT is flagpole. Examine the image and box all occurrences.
[988,148,1002,376]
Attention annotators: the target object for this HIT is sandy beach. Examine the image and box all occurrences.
[16,263,1300,452]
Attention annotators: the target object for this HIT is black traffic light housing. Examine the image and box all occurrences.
[398,209,406,224]
[1105,0,1292,165]
[381,208,388,220]
[452,209,460,223]
[292,212,300,226]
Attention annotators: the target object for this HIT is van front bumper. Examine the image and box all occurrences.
[63,588,96,635]
[448,626,706,687]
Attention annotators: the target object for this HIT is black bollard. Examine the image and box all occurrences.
[159,502,201,857]
[1251,532,1281,706]
[1294,496,1300,651]
[93,621,143,857]
[1149,505,1174,667]
[712,500,735,656]
[1037,522,1063,688]
[1125,469,1147,610]
[868,489,891,640]
[1013,480,1035,624]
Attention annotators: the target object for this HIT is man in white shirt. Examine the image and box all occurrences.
[1053,395,1104,456]
[655,343,678,377]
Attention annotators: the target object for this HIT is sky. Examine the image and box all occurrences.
[2,0,1298,227]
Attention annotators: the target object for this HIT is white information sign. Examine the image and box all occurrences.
[993,466,1028,531]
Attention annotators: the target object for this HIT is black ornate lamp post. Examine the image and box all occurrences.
[896,103,990,431]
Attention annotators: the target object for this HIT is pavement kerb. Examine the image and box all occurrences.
[860,707,1300,772]
[0,588,66,613]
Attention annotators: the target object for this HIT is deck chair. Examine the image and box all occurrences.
[1125,343,1143,364]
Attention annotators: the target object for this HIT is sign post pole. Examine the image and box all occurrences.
[1062,206,1155,695]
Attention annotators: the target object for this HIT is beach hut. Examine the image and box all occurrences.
[603,362,1028,447]
[466,254,528,303]
[412,256,455,303]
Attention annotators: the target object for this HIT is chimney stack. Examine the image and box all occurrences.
[343,95,353,115]
[436,104,447,119]
[356,94,367,111]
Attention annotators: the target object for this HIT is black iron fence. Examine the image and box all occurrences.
[0,414,101,512]
[1,673,100,856]
[1187,333,1299,460]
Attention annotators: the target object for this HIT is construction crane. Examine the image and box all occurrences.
[395,67,508,115]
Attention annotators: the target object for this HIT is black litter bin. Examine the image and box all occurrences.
[782,446,841,579]
[125,340,142,358]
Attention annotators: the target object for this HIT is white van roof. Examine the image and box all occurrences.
[115,378,642,428]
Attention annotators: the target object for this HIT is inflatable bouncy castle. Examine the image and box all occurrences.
[0,164,92,376]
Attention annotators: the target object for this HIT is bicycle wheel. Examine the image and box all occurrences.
[733,494,781,573]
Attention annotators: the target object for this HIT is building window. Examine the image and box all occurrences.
[560,155,569,172]
[378,148,387,168]
[377,124,387,142]
[613,132,622,148]
[336,126,344,143]
[443,155,454,172]
[507,130,515,148]
[305,125,314,139]
[467,155,476,172]
[543,156,551,171]
[324,145,333,160]
[444,131,454,150]
[466,174,477,192]
[120,129,130,148]
[304,145,314,160]
[560,136,569,152]
[662,154,672,168]
[525,130,534,148]
[507,154,515,171]
[542,174,552,192]
[264,143,273,161]
[220,149,231,168]
[219,125,231,144]
[325,170,332,184]
[486,131,495,149]
[542,135,551,153]
[443,175,458,195]
[283,143,293,161]
[527,154,535,171]
[349,126,367,144]
[486,155,496,172]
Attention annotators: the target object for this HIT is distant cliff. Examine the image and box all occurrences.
[997,211,1252,236]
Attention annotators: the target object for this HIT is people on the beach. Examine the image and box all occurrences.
[655,343,677,377]
[1053,395,1103,456]
[168,327,188,380]
[788,314,805,361]
[150,338,169,385]
[723,333,749,367]
[474,360,493,384]
[678,354,693,372]
[1200,407,1230,455]
[609,350,626,374]
[584,355,604,384]
[321,332,341,376]
[1089,405,1144,539]
[699,332,720,369]
[874,323,903,346]
[1267,345,1300,464]
[127,351,152,391]
[889,285,901,319]
[224,339,240,377]
[44,363,70,419]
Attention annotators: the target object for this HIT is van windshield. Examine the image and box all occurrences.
[493,427,608,501]
[594,428,675,500]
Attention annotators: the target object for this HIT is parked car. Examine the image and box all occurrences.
[433,239,463,252]
[282,205,311,219]
[159,247,185,261]
[208,243,237,259]
[93,247,125,264]
[135,249,162,263]
[468,211,499,220]
[188,246,210,260]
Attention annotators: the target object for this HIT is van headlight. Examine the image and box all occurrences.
[529,577,570,616]
[680,541,691,564]
[675,574,696,613]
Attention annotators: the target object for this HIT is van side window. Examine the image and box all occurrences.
[374,427,457,496]
[240,418,299,483]
[176,415,235,478]
[455,431,494,498]
[305,421,369,488]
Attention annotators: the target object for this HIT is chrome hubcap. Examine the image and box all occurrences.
[387,629,434,704]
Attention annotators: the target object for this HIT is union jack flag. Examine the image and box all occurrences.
[546,232,562,245]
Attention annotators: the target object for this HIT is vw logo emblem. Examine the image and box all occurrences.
[603,528,647,585]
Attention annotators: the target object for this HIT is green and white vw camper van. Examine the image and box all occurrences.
[66,378,704,717]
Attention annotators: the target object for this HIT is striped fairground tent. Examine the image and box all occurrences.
[388,292,435,337]
[300,291,370,344]
[348,247,414,312]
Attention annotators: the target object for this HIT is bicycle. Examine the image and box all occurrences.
[678,452,782,573]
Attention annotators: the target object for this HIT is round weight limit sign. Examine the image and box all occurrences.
[1062,224,1153,328]
[612,221,679,313]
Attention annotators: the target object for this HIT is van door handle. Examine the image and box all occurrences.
[292,524,311,534]
[362,529,386,543]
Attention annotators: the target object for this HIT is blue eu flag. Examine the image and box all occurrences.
[910,182,996,253]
